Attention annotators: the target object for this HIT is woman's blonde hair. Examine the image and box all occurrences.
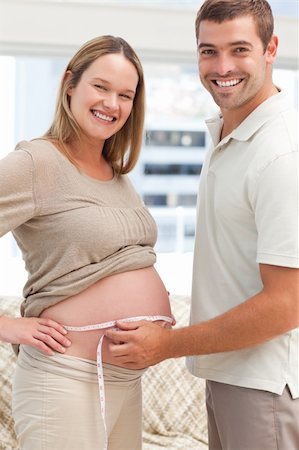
[44,35,145,174]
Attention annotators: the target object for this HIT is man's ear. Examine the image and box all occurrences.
[266,35,278,64]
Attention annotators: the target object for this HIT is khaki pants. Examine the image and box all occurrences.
[12,345,146,450]
[206,380,299,450]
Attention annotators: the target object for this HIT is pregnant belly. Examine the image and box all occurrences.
[40,266,172,363]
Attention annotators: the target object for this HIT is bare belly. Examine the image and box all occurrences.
[40,266,172,363]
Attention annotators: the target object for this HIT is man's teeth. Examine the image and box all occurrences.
[216,79,241,87]
[92,111,114,122]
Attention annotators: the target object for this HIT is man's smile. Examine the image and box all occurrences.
[213,78,243,88]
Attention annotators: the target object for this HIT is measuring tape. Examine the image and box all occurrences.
[64,315,173,450]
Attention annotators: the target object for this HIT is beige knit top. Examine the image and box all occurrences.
[0,140,157,317]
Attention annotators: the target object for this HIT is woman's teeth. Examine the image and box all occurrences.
[92,111,114,122]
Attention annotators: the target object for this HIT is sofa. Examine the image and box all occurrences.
[0,295,208,450]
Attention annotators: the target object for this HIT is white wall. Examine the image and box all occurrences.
[0,0,298,68]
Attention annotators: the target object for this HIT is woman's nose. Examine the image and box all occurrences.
[103,93,118,110]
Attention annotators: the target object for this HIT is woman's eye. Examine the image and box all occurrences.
[120,94,133,100]
[95,84,107,91]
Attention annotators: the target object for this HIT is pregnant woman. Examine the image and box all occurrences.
[0,35,173,450]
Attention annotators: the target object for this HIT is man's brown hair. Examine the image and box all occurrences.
[195,0,274,52]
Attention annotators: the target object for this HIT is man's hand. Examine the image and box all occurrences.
[105,320,173,369]
[0,316,71,355]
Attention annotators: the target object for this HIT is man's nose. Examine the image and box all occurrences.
[214,53,235,76]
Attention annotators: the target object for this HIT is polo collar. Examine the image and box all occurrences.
[205,90,289,148]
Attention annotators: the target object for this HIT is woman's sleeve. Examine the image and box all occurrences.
[0,149,37,237]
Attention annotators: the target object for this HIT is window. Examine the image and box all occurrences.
[144,194,167,206]
[0,52,298,294]
[144,163,202,176]
[145,130,206,147]
[177,194,197,207]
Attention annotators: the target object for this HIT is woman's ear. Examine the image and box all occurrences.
[64,70,73,95]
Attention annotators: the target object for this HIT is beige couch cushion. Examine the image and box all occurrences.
[142,295,208,449]
[0,296,20,450]
[0,295,208,449]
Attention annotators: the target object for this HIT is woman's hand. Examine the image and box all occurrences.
[0,315,71,355]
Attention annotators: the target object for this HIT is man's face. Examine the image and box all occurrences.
[197,16,275,114]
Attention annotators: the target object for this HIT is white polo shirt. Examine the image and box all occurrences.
[186,91,299,398]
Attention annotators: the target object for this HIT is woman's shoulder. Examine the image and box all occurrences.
[15,138,59,160]
[0,140,52,178]
[15,138,72,173]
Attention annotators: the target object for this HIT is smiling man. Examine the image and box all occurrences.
[196,5,279,138]
[106,1,299,448]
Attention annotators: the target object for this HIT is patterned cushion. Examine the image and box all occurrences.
[142,295,208,449]
[0,296,21,450]
[0,295,208,449]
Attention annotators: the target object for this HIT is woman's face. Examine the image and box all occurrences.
[68,53,139,145]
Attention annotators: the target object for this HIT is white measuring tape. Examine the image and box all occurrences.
[64,315,173,450]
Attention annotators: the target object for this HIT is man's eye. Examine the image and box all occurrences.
[235,47,248,53]
[201,49,215,55]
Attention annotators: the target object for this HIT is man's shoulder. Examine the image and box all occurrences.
[245,92,297,155]
[258,105,297,154]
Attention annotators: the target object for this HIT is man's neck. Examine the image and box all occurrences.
[220,85,279,140]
